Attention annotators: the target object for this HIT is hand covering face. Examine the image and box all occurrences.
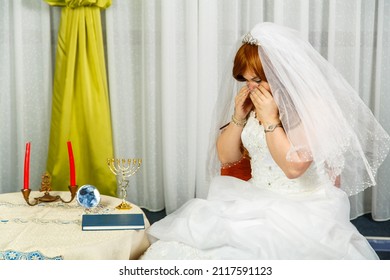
[207,22,390,196]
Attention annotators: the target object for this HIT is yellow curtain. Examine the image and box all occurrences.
[44,0,116,196]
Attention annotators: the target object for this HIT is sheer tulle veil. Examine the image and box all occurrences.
[207,22,390,196]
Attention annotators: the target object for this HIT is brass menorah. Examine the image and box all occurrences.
[107,158,142,210]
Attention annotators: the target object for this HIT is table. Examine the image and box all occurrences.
[0,191,150,260]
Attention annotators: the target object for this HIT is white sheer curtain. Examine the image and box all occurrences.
[0,0,53,194]
[1,0,389,218]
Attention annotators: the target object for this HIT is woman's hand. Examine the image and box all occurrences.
[234,86,254,121]
[217,85,252,164]
[249,82,279,126]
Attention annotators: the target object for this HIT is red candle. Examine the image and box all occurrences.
[67,141,76,186]
[23,142,31,190]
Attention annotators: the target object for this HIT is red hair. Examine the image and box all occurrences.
[233,44,265,81]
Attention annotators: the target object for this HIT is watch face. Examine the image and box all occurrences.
[264,123,282,132]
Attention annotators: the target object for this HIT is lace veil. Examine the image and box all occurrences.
[207,22,390,196]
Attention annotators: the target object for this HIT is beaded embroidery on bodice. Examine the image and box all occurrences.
[241,112,327,193]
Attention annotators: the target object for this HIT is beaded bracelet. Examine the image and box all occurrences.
[231,115,247,127]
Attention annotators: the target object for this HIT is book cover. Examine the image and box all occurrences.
[81,213,145,231]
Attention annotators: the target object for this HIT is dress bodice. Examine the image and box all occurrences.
[241,112,327,193]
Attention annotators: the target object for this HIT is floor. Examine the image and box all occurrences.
[350,213,390,260]
[142,208,390,259]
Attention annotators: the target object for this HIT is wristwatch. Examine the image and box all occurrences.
[264,123,283,133]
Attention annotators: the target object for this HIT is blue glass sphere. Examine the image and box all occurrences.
[76,185,101,208]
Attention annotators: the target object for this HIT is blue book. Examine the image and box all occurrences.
[81,213,145,231]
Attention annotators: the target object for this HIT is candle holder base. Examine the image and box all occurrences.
[21,185,79,206]
[34,192,60,203]
[115,201,132,210]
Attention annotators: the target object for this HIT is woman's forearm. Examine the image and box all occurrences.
[265,127,312,179]
[216,123,244,164]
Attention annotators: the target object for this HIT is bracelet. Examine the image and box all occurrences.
[231,115,247,127]
[264,123,282,133]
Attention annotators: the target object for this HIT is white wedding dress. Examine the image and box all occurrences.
[141,113,378,260]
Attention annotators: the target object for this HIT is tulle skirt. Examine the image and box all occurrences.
[141,176,378,260]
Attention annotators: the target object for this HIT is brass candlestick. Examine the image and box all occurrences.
[107,158,142,210]
[21,172,78,206]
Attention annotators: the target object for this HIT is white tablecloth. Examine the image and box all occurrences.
[0,191,150,260]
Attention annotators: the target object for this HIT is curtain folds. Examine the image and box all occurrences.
[43,0,116,196]
[0,0,52,194]
[44,0,111,8]
[1,0,389,219]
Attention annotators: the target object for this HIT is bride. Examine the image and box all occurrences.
[141,22,390,260]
